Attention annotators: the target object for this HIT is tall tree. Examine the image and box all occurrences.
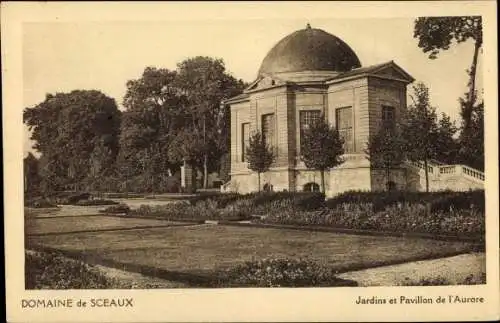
[119,67,186,191]
[23,90,121,192]
[174,56,246,188]
[246,131,275,192]
[435,112,459,165]
[300,117,344,193]
[404,82,440,192]
[365,121,406,191]
[414,16,482,132]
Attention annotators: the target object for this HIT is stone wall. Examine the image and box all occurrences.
[370,168,408,192]
[327,78,369,153]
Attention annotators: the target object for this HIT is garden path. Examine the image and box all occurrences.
[337,252,485,286]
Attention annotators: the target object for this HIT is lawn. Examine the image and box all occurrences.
[26,223,479,283]
[25,215,190,235]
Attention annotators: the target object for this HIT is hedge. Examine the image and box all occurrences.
[261,204,485,237]
[325,190,484,213]
[75,199,119,206]
[130,192,325,221]
[213,257,356,287]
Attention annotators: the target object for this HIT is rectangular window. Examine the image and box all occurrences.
[382,105,395,124]
[261,113,275,147]
[336,106,353,153]
[299,110,321,148]
[241,123,250,162]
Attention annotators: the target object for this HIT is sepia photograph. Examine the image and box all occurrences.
[4,1,499,322]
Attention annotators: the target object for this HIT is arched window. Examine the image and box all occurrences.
[303,182,320,192]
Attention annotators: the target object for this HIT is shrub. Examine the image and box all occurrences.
[325,190,485,213]
[75,199,119,206]
[24,197,58,208]
[25,251,113,289]
[100,203,131,214]
[214,257,356,287]
[66,192,91,204]
[261,203,484,236]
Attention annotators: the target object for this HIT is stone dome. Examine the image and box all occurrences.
[258,24,361,76]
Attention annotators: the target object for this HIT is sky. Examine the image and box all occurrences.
[22,17,483,156]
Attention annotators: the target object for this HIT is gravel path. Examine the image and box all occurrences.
[95,265,189,289]
[337,252,485,286]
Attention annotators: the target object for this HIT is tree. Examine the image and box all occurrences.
[24,153,41,194]
[435,113,459,165]
[300,117,344,193]
[119,67,186,191]
[174,56,246,188]
[365,121,406,191]
[414,16,482,133]
[23,90,121,192]
[459,101,484,171]
[404,82,440,192]
[246,131,275,192]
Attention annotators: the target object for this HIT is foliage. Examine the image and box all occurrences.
[23,90,121,192]
[75,199,119,206]
[414,16,482,60]
[24,153,41,194]
[263,205,484,237]
[435,113,460,164]
[245,131,275,191]
[130,192,325,221]
[214,258,355,287]
[365,121,406,190]
[300,117,344,192]
[118,67,185,192]
[325,190,484,213]
[25,251,113,289]
[24,197,58,208]
[404,83,440,191]
[459,101,484,171]
[100,203,131,214]
[172,57,247,188]
[414,16,483,155]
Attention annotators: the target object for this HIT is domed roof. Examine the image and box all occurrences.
[258,24,361,76]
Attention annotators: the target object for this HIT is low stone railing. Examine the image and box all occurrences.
[409,161,484,182]
[461,165,485,181]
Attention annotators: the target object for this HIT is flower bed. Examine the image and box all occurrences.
[25,251,115,289]
[261,205,484,238]
[325,190,485,213]
[212,257,356,287]
[129,192,325,221]
[75,199,119,206]
[100,203,131,214]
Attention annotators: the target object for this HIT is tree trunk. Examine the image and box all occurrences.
[203,154,208,189]
[257,172,261,192]
[386,167,390,191]
[320,170,326,194]
[203,116,208,189]
[463,40,481,131]
[424,158,429,192]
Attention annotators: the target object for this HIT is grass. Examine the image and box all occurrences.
[27,224,478,282]
[25,215,188,235]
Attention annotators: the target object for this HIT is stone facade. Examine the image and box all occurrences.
[225,26,416,197]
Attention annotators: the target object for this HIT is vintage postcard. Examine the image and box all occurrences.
[3,1,499,322]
